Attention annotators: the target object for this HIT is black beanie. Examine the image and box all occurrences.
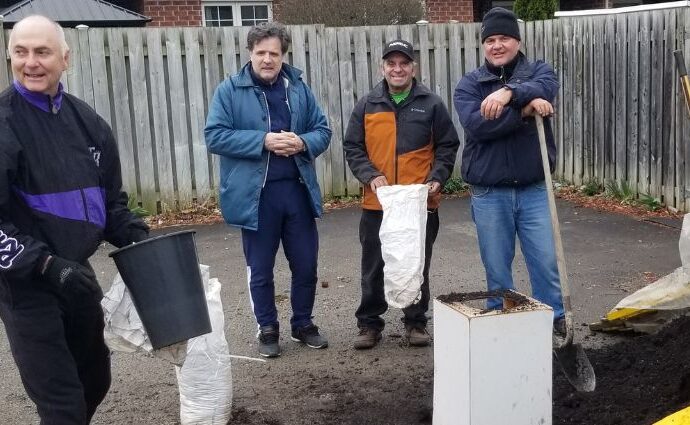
[481,7,521,43]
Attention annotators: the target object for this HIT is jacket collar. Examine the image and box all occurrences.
[476,52,532,83]
[367,78,431,104]
[235,61,303,88]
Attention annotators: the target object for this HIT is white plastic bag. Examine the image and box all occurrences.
[611,213,690,312]
[102,268,190,365]
[377,184,428,308]
[175,276,233,424]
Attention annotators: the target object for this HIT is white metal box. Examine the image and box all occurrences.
[433,291,553,425]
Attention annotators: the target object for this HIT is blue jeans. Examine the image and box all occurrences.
[470,181,564,319]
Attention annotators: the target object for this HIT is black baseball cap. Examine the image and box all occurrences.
[382,39,414,61]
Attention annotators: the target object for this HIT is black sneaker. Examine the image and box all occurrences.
[291,324,328,349]
[258,325,281,358]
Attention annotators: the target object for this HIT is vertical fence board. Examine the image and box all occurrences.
[183,28,212,202]
[562,18,574,182]
[581,17,593,182]
[573,18,583,185]
[449,23,464,173]
[76,28,95,108]
[604,15,616,182]
[309,25,330,197]
[166,28,194,208]
[433,24,449,107]
[418,24,431,87]
[638,12,652,195]
[221,27,238,78]
[64,30,82,99]
[336,28,360,194]
[88,29,112,126]
[325,28,345,196]
[627,13,640,196]
[146,29,175,210]
[0,25,8,88]
[291,26,308,84]
[651,11,664,198]
[615,13,628,184]
[126,28,156,213]
[663,10,677,206]
[107,28,137,195]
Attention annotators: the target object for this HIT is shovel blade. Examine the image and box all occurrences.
[554,343,596,392]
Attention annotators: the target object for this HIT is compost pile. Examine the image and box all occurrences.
[553,316,690,424]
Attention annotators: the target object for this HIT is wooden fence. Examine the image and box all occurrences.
[1,6,689,212]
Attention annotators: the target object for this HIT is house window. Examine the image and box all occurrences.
[203,2,272,27]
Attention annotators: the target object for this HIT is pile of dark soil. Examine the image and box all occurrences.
[554,316,690,424]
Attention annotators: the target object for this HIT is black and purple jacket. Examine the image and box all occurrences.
[0,83,147,284]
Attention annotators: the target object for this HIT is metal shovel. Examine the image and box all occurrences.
[535,115,596,392]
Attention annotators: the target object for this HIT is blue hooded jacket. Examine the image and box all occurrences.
[454,53,559,187]
[205,62,331,230]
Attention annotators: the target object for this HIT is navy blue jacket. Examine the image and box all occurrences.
[453,53,559,187]
[205,62,331,230]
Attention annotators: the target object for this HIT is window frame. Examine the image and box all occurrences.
[202,1,273,27]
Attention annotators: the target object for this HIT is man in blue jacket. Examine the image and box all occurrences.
[453,7,565,334]
[205,22,332,358]
[0,15,149,423]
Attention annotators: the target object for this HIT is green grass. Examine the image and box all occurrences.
[442,177,468,194]
[638,193,663,211]
[127,194,150,218]
[605,180,635,203]
[580,178,603,196]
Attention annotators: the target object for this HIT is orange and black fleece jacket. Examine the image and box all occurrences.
[344,79,460,211]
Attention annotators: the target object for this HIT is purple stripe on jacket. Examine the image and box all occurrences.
[14,187,106,229]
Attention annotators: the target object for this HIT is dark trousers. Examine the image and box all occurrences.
[242,179,319,332]
[356,208,440,331]
[0,279,111,425]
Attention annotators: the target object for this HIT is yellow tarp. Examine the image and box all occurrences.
[654,406,690,424]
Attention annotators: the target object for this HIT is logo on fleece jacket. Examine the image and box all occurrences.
[0,230,24,269]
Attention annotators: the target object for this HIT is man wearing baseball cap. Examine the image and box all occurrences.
[344,39,459,349]
[453,8,566,335]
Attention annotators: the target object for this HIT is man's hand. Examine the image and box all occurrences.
[427,181,441,194]
[525,98,554,117]
[42,255,103,300]
[480,87,513,120]
[369,176,389,192]
[264,131,305,157]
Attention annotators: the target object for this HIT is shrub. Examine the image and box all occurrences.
[513,0,558,21]
[580,178,603,196]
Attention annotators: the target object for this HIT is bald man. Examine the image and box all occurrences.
[0,15,148,423]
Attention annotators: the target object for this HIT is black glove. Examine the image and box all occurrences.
[128,227,149,244]
[41,255,102,300]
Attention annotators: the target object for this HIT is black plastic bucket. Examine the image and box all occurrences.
[108,230,211,349]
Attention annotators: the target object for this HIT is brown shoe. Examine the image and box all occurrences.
[406,326,431,347]
[353,327,382,350]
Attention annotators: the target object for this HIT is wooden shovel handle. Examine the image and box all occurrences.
[535,115,574,345]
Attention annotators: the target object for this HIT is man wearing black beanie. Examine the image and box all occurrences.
[453,7,566,336]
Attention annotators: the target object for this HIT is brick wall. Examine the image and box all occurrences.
[142,0,202,26]
[426,0,474,23]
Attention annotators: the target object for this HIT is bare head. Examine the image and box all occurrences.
[9,15,70,96]
[247,22,290,84]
